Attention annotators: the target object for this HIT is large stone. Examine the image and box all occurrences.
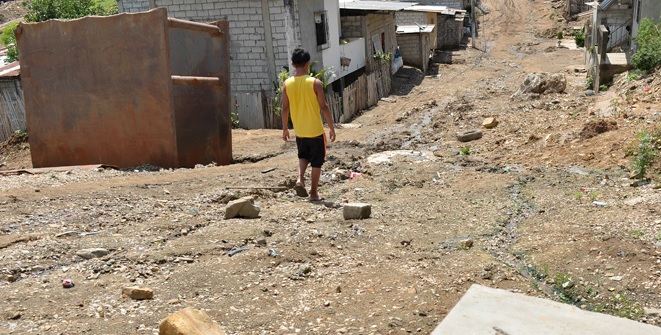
[159,307,226,335]
[122,286,154,300]
[76,248,110,259]
[224,196,260,219]
[515,72,567,95]
[343,203,372,220]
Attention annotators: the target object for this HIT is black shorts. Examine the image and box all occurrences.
[296,134,326,168]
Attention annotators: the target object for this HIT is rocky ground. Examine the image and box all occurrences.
[1,0,661,334]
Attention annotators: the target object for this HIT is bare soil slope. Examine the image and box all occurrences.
[1,0,661,334]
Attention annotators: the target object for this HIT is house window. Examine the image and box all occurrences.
[636,0,641,23]
[315,11,329,50]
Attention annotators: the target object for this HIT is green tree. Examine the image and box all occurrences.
[0,22,20,63]
[632,17,661,72]
[0,0,118,63]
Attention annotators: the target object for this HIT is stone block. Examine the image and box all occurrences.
[456,129,483,142]
[76,248,110,259]
[159,307,226,335]
[122,286,154,300]
[343,203,372,220]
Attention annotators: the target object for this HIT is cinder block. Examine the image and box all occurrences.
[343,203,372,220]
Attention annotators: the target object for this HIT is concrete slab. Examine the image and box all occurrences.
[605,53,630,66]
[431,284,661,335]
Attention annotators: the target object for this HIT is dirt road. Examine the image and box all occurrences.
[1,0,661,334]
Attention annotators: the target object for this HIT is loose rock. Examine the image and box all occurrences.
[159,307,226,335]
[514,72,567,95]
[76,248,110,259]
[482,117,499,129]
[456,130,483,142]
[122,286,154,300]
[224,196,261,219]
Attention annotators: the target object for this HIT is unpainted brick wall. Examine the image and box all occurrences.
[341,15,362,39]
[365,13,397,71]
[437,14,463,49]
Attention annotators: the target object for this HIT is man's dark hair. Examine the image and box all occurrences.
[291,48,311,66]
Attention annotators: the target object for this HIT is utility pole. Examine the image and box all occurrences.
[471,0,476,48]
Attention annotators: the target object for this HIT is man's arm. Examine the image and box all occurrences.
[281,84,290,142]
[313,79,336,142]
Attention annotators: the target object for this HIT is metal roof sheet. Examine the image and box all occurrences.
[405,5,466,16]
[0,61,20,78]
[339,0,418,11]
[396,24,435,34]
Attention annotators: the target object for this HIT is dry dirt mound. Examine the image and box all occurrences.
[580,120,618,139]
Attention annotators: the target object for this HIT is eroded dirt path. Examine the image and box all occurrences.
[1,0,661,334]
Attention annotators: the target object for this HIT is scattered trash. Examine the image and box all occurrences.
[592,201,608,207]
[55,231,101,238]
[261,167,276,174]
[228,248,248,257]
[267,249,279,257]
[631,179,650,187]
[62,278,74,288]
[349,172,361,179]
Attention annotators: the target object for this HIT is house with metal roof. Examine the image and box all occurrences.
[0,61,25,143]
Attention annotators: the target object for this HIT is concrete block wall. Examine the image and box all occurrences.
[437,14,463,49]
[396,12,430,25]
[366,13,397,71]
[341,15,362,39]
[397,34,421,67]
[118,0,301,94]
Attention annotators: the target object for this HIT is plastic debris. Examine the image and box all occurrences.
[592,201,608,207]
[62,278,75,288]
[228,248,248,257]
[267,249,279,257]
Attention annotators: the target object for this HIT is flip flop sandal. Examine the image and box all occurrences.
[294,184,308,197]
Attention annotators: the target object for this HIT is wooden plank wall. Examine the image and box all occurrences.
[331,63,391,123]
[0,81,26,142]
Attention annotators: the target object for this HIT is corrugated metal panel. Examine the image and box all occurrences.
[339,0,418,11]
[0,61,20,78]
[598,0,614,10]
[396,24,435,34]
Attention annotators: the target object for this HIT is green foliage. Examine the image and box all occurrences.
[2,0,118,63]
[0,22,20,63]
[631,130,660,178]
[556,31,563,40]
[25,0,116,22]
[632,18,661,72]
[459,146,471,155]
[373,51,391,64]
[573,29,585,47]
[309,61,335,89]
[599,84,609,92]
[272,69,290,117]
[627,70,642,82]
[585,75,594,90]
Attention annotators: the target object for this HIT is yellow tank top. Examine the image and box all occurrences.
[285,75,324,138]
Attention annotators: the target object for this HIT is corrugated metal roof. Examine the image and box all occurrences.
[339,0,418,11]
[598,0,614,10]
[396,24,435,34]
[0,61,20,78]
[405,5,466,16]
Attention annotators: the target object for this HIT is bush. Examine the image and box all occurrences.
[632,18,661,72]
[574,29,585,47]
[0,0,118,63]
[0,22,20,63]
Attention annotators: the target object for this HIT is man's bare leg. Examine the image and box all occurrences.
[294,159,309,197]
[297,159,309,186]
[309,167,323,201]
